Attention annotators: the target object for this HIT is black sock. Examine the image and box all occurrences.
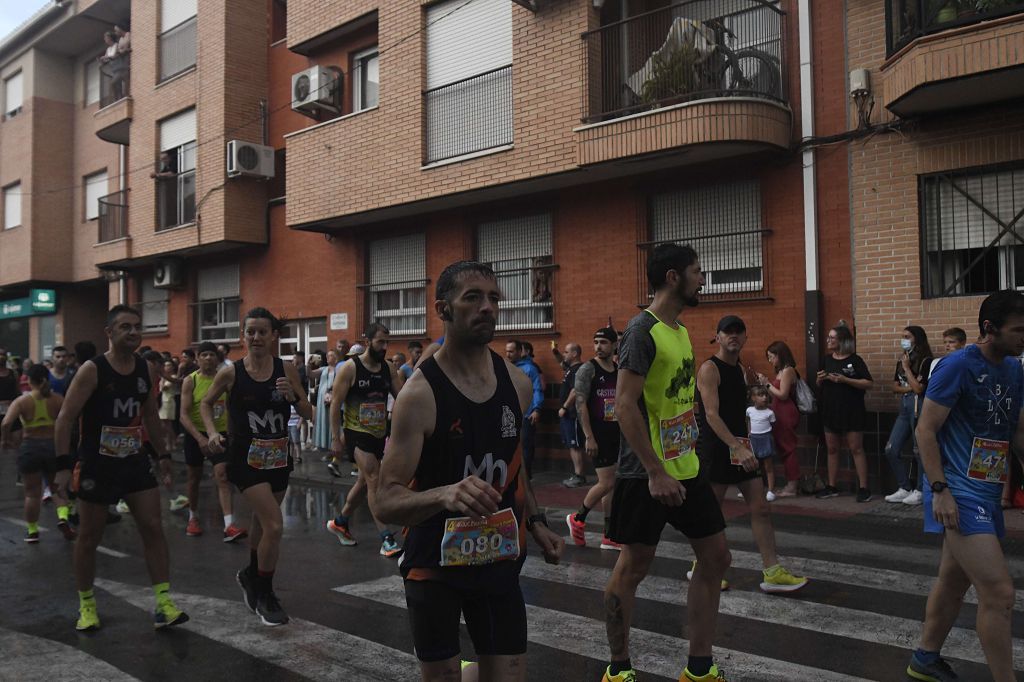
[609,659,632,675]
[249,550,258,575]
[687,656,713,677]
[603,516,611,537]
[575,504,590,522]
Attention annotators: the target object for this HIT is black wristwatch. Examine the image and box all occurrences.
[526,514,548,531]
[930,480,949,494]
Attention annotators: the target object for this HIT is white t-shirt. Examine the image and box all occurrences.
[746,406,776,435]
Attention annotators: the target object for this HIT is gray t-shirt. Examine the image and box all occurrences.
[616,312,660,480]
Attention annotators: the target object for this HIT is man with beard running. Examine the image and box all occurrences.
[327,323,404,557]
[54,305,188,631]
[602,244,731,682]
[375,260,564,681]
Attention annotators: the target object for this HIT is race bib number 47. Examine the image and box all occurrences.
[99,425,143,458]
[440,508,520,567]
[659,409,698,461]
[968,437,1009,483]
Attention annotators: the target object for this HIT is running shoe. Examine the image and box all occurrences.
[236,568,258,612]
[884,488,912,503]
[115,500,130,514]
[600,536,623,551]
[562,474,586,488]
[186,518,202,537]
[57,520,77,541]
[906,655,959,681]
[902,489,923,506]
[765,490,776,502]
[760,565,809,594]
[223,524,248,543]
[169,495,190,512]
[856,487,873,503]
[154,601,189,630]
[68,511,80,527]
[601,667,636,682]
[682,664,727,681]
[256,591,289,626]
[685,561,729,591]
[42,486,53,503]
[380,535,403,558]
[565,513,586,546]
[24,530,39,544]
[327,519,356,546]
[76,602,100,631]
[326,461,343,478]
[815,485,840,499]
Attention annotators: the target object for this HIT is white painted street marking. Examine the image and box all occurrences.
[0,627,140,681]
[97,545,130,558]
[1,516,48,531]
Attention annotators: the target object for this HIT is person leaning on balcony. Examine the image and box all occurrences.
[150,151,177,181]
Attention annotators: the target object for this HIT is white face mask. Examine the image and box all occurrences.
[900,339,913,351]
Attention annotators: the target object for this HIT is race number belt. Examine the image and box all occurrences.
[659,409,698,461]
[99,425,143,458]
[729,437,752,466]
[968,437,1009,483]
[440,508,520,567]
[602,397,617,422]
[247,437,289,470]
[358,401,386,434]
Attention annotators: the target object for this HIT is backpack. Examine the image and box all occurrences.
[793,373,817,415]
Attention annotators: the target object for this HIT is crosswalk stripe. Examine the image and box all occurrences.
[334,575,873,682]
[0,627,141,681]
[1,516,49,532]
[94,578,421,681]
[518,555,1024,669]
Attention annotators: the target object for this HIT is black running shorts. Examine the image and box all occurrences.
[703,444,762,486]
[344,428,385,459]
[17,438,57,478]
[226,437,293,494]
[608,476,726,546]
[75,452,158,506]
[183,432,227,467]
[404,579,528,663]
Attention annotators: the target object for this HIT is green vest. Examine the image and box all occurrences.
[189,370,227,434]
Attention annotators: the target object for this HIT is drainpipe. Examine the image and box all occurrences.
[798,0,822,382]
[118,275,126,305]
[119,144,126,192]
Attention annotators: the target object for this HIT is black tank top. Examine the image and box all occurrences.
[80,354,152,459]
[400,350,526,589]
[586,359,619,439]
[342,356,392,438]
[696,355,748,459]
[227,357,289,443]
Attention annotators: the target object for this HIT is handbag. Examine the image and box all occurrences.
[793,374,817,415]
[798,442,826,495]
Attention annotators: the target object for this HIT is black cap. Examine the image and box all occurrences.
[594,327,618,343]
[715,315,746,334]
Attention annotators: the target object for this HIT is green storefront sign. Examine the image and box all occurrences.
[0,289,57,320]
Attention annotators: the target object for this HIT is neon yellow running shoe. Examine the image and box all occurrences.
[682,664,727,681]
[760,565,808,594]
[154,600,190,629]
[685,560,729,591]
[76,602,100,631]
[602,666,637,682]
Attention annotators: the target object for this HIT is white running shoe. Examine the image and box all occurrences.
[115,500,130,514]
[766,491,776,502]
[736,491,745,499]
[884,488,911,503]
[168,495,190,512]
[901,489,923,506]
[43,486,53,503]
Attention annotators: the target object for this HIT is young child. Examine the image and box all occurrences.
[746,385,777,501]
[288,404,302,464]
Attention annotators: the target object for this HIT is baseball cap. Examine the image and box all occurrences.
[347,344,365,356]
[594,327,618,343]
[711,315,746,343]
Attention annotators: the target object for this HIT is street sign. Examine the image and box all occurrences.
[330,313,348,331]
[0,289,57,320]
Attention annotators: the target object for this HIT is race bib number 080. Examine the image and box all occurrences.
[440,508,520,567]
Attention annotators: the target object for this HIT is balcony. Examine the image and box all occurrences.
[98,190,128,243]
[94,55,131,144]
[577,0,790,166]
[883,1,1024,116]
[424,66,513,165]
[159,16,197,82]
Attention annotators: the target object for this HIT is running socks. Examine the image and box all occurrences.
[188,510,197,521]
[57,505,69,522]
[26,522,38,534]
[224,514,233,527]
[913,649,940,667]
[79,589,96,608]
[379,530,393,541]
[249,550,259,575]
[603,516,611,537]
[687,656,713,677]
[575,504,590,522]
[255,570,275,595]
[334,514,349,527]
[153,582,174,609]
[609,659,632,676]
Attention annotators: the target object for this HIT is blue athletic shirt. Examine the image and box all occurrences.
[925,345,1024,503]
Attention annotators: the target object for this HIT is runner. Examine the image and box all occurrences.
[53,305,188,632]
[326,323,404,558]
[48,346,75,396]
[0,364,74,542]
[908,291,1024,682]
[203,307,311,626]
[601,243,730,682]
[694,315,807,595]
[566,327,621,550]
[557,342,586,488]
[375,260,564,681]
[178,342,247,542]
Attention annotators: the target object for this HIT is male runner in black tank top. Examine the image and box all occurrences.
[53,305,188,632]
[695,315,807,594]
[375,261,564,682]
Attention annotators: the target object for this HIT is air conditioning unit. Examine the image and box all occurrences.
[153,259,183,289]
[291,66,341,117]
[226,140,275,179]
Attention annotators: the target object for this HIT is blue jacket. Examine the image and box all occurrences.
[514,357,544,416]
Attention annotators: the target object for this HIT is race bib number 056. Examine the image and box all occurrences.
[659,409,698,461]
[440,508,520,567]
[99,425,143,458]
[247,437,289,470]
[968,437,1009,483]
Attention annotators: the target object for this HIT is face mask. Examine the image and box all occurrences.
[900,339,913,351]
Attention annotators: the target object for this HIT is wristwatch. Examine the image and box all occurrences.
[526,514,548,531]
[930,480,949,494]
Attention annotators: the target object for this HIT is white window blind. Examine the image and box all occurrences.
[354,47,379,112]
[650,181,764,294]
[160,108,196,152]
[3,183,21,229]
[4,72,23,115]
[478,214,554,330]
[369,234,426,335]
[84,171,108,221]
[162,0,197,31]
[140,278,169,332]
[198,264,240,300]
[85,60,100,105]
[426,0,511,89]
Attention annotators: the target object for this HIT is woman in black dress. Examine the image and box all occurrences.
[815,325,874,502]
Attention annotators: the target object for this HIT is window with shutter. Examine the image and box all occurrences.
[85,60,100,105]
[478,214,554,331]
[3,182,21,229]
[160,0,197,81]
[85,171,108,221]
[4,72,23,117]
[195,265,241,342]
[139,278,169,333]
[157,109,197,230]
[367,235,427,335]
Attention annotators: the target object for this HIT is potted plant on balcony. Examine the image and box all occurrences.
[639,43,700,107]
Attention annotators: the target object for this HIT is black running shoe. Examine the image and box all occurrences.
[326,461,343,478]
[856,487,872,503]
[236,568,258,613]
[256,591,289,626]
[815,485,840,499]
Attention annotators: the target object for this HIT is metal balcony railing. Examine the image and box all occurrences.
[159,16,197,82]
[887,0,1024,55]
[98,189,128,243]
[581,0,786,123]
[423,65,513,164]
[99,54,130,108]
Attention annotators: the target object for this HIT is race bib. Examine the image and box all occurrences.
[602,397,617,422]
[729,437,752,466]
[440,508,520,567]
[358,401,386,432]
[247,437,289,470]
[213,401,226,420]
[659,409,698,461]
[99,425,143,458]
[968,437,1009,483]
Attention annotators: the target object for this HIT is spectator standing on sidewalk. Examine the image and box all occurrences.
[883,326,933,507]
[816,324,874,501]
[558,343,586,488]
[399,341,422,379]
[506,339,543,478]
[313,349,340,453]
[758,341,800,497]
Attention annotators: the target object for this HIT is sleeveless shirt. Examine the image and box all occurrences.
[342,356,392,438]
[79,354,151,459]
[189,370,227,433]
[227,357,289,444]
[586,359,619,439]
[21,395,55,429]
[696,355,749,460]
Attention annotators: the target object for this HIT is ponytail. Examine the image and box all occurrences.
[27,363,51,396]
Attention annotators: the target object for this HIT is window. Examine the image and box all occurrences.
[271,0,287,44]
[647,181,766,298]
[424,0,512,163]
[478,214,554,330]
[139,278,169,333]
[84,171,108,221]
[353,46,379,112]
[195,264,240,342]
[3,183,21,229]
[160,0,197,81]
[367,234,426,335]
[85,59,100,105]
[921,163,1024,298]
[157,109,196,230]
[4,71,23,118]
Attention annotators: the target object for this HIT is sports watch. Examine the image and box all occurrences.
[930,480,949,494]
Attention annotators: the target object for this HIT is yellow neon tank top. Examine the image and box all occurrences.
[21,395,55,429]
